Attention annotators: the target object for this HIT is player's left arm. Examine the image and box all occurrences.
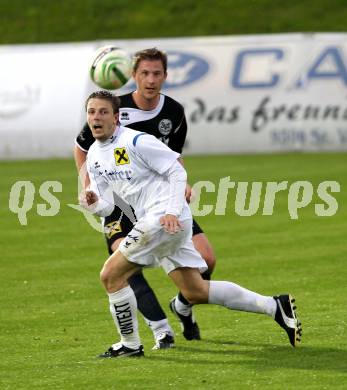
[177,155,193,203]
[134,134,187,234]
[159,160,187,234]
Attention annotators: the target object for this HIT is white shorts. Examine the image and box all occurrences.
[118,214,207,274]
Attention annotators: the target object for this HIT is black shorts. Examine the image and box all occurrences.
[103,207,204,254]
[192,218,204,235]
[103,207,135,254]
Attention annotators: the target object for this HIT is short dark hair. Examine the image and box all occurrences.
[85,90,120,114]
[133,48,167,73]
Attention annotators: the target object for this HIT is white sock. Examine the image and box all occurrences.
[208,280,277,317]
[174,296,192,316]
[108,285,141,349]
[143,318,174,340]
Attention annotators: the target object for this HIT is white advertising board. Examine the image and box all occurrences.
[1,34,347,159]
[0,42,96,159]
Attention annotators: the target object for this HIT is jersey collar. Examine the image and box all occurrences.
[95,125,119,148]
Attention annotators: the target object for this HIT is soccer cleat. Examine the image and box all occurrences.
[98,342,144,358]
[169,297,201,341]
[152,332,175,350]
[274,294,302,347]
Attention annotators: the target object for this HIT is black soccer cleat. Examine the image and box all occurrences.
[274,294,302,347]
[169,297,201,341]
[98,343,144,358]
[152,332,175,350]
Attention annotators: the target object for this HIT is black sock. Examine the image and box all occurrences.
[128,271,166,321]
[201,270,211,280]
[177,291,190,305]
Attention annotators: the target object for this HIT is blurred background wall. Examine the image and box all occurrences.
[1,0,346,159]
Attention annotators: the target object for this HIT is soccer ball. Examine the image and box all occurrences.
[90,46,132,90]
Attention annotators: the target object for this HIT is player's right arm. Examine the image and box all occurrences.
[134,133,187,234]
[79,150,114,217]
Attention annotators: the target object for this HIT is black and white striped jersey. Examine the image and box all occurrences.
[76,92,187,154]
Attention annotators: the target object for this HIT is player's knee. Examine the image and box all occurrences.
[100,266,111,288]
[180,286,208,304]
[183,291,206,305]
[100,264,122,292]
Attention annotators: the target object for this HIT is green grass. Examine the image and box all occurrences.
[1,0,347,44]
[1,153,347,389]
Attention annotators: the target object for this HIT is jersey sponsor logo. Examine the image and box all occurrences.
[121,111,129,121]
[158,119,173,135]
[98,168,132,180]
[114,148,130,165]
[104,220,122,239]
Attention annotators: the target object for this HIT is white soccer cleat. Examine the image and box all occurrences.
[152,332,175,350]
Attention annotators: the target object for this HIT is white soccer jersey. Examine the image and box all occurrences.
[87,126,191,221]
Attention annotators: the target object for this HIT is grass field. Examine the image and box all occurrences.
[2,0,347,44]
[1,153,346,389]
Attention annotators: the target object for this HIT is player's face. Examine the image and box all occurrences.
[133,59,167,101]
[86,98,118,141]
